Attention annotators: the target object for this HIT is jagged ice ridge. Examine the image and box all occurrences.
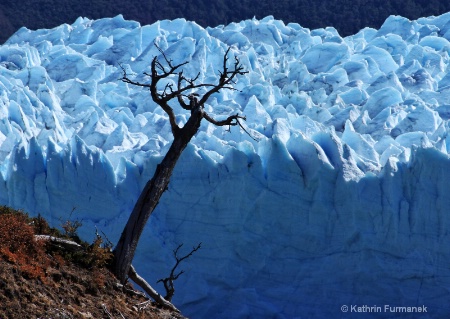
[1,12,450,318]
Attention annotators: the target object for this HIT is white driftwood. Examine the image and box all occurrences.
[128,265,180,313]
[34,235,83,251]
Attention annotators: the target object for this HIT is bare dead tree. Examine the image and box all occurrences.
[157,243,202,301]
[111,44,248,309]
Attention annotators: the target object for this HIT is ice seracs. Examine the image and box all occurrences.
[1,12,450,318]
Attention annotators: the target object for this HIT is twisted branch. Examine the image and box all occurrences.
[157,243,202,301]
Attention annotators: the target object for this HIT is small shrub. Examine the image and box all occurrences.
[72,233,113,269]
[0,209,50,281]
[61,219,83,241]
[0,206,114,281]
[60,208,83,242]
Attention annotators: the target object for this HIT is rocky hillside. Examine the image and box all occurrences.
[0,207,186,319]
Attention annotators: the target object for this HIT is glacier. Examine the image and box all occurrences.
[1,12,450,318]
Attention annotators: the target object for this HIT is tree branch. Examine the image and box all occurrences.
[199,47,248,106]
[157,243,202,301]
[203,113,257,140]
[203,112,246,126]
[128,265,180,312]
[119,64,151,88]
[120,60,182,137]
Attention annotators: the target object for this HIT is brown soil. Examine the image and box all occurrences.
[0,258,187,319]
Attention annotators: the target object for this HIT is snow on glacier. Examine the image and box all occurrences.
[1,12,450,318]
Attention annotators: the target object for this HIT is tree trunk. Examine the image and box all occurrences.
[112,110,203,283]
